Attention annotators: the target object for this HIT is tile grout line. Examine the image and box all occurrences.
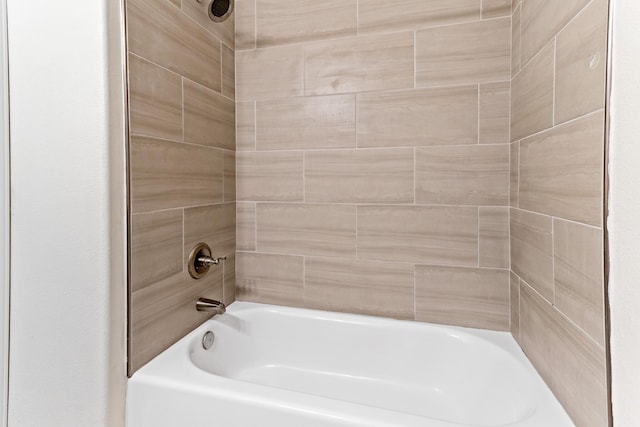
[552,37,557,126]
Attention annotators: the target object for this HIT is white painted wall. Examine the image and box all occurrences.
[608,0,640,425]
[6,1,127,426]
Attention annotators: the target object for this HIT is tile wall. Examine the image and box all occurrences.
[126,0,236,373]
[509,0,609,425]
[235,0,513,329]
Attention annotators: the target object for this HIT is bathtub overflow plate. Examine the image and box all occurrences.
[202,331,215,350]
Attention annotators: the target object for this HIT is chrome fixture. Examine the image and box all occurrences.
[196,298,226,315]
[188,242,226,279]
[202,331,215,350]
[197,0,234,23]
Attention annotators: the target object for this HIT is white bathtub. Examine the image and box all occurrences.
[127,302,574,427]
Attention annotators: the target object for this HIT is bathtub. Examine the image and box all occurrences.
[127,302,574,427]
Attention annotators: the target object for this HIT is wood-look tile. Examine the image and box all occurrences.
[358,0,480,35]
[357,86,478,148]
[130,136,223,213]
[510,208,553,301]
[305,257,414,319]
[416,18,511,87]
[416,266,510,330]
[184,203,236,262]
[512,4,521,75]
[519,111,604,226]
[237,202,256,251]
[510,141,519,207]
[128,54,182,141]
[521,0,591,65]
[305,32,414,96]
[257,203,357,257]
[236,45,304,101]
[482,0,512,18]
[127,0,221,91]
[554,218,605,346]
[479,82,510,144]
[235,0,256,50]
[181,0,235,48]
[256,0,356,47]
[236,252,304,306]
[555,0,608,124]
[169,0,181,7]
[511,41,554,141]
[183,79,235,150]
[256,95,355,150]
[221,43,235,99]
[131,209,183,293]
[520,283,608,427]
[415,145,510,206]
[223,254,236,305]
[224,150,235,202]
[510,272,520,342]
[305,149,414,203]
[479,207,509,268]
[236,151,303,201]
[130,266,223,372]
[358,205,478,266]
[236,102,256,151]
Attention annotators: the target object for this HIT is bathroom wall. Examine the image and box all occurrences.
[126,0,236,373]
[235,0,513,329]
[509,0,609,426]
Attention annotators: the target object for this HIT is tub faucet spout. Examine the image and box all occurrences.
[196,298,226,315]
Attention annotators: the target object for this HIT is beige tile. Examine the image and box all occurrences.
[521,0,591,65]
[519,283,608,427]
[358,0,480,35]
[479,207,509,268]
[482,0,512,18]
[416,18,511,87]
[510,141,519,207]
[512,4,521,75]
[358,205,478,266]
[236,102,256,151]
[183,79,235,150]
[357,86,478,148]
[184,203,236,264]
[224,150,236,202]
[221,44,235,99]
[237,45,304,101]
[519,111,604,226]
[257,203,357,257]
[305,257,414,319]
[181,0,235,47]
[510,208,553,301]
[256,95,355,150]
[511,41,554,141]
[236,252,304,306]
[510,272,520,342]
[127,0,221,91]
[130,266,223,371]
[169,0,180,7]
[130,136,223,213]
[554,218,605,346]
[235,0,256,50]
[416,266,510,330]
[131,209,183,293]
[512,0,521,11]
[223,254,236,305]
[236,151,303,201]
[256,0,356,47]
[237,202,256,251]
[128,54,182,141]
[480,82,511,144]
[305,32,414,96]
[415,145,510,206]
[555,0,608,124]
[305,149,414,203]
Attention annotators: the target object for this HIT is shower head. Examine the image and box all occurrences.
[198,0,234,23]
